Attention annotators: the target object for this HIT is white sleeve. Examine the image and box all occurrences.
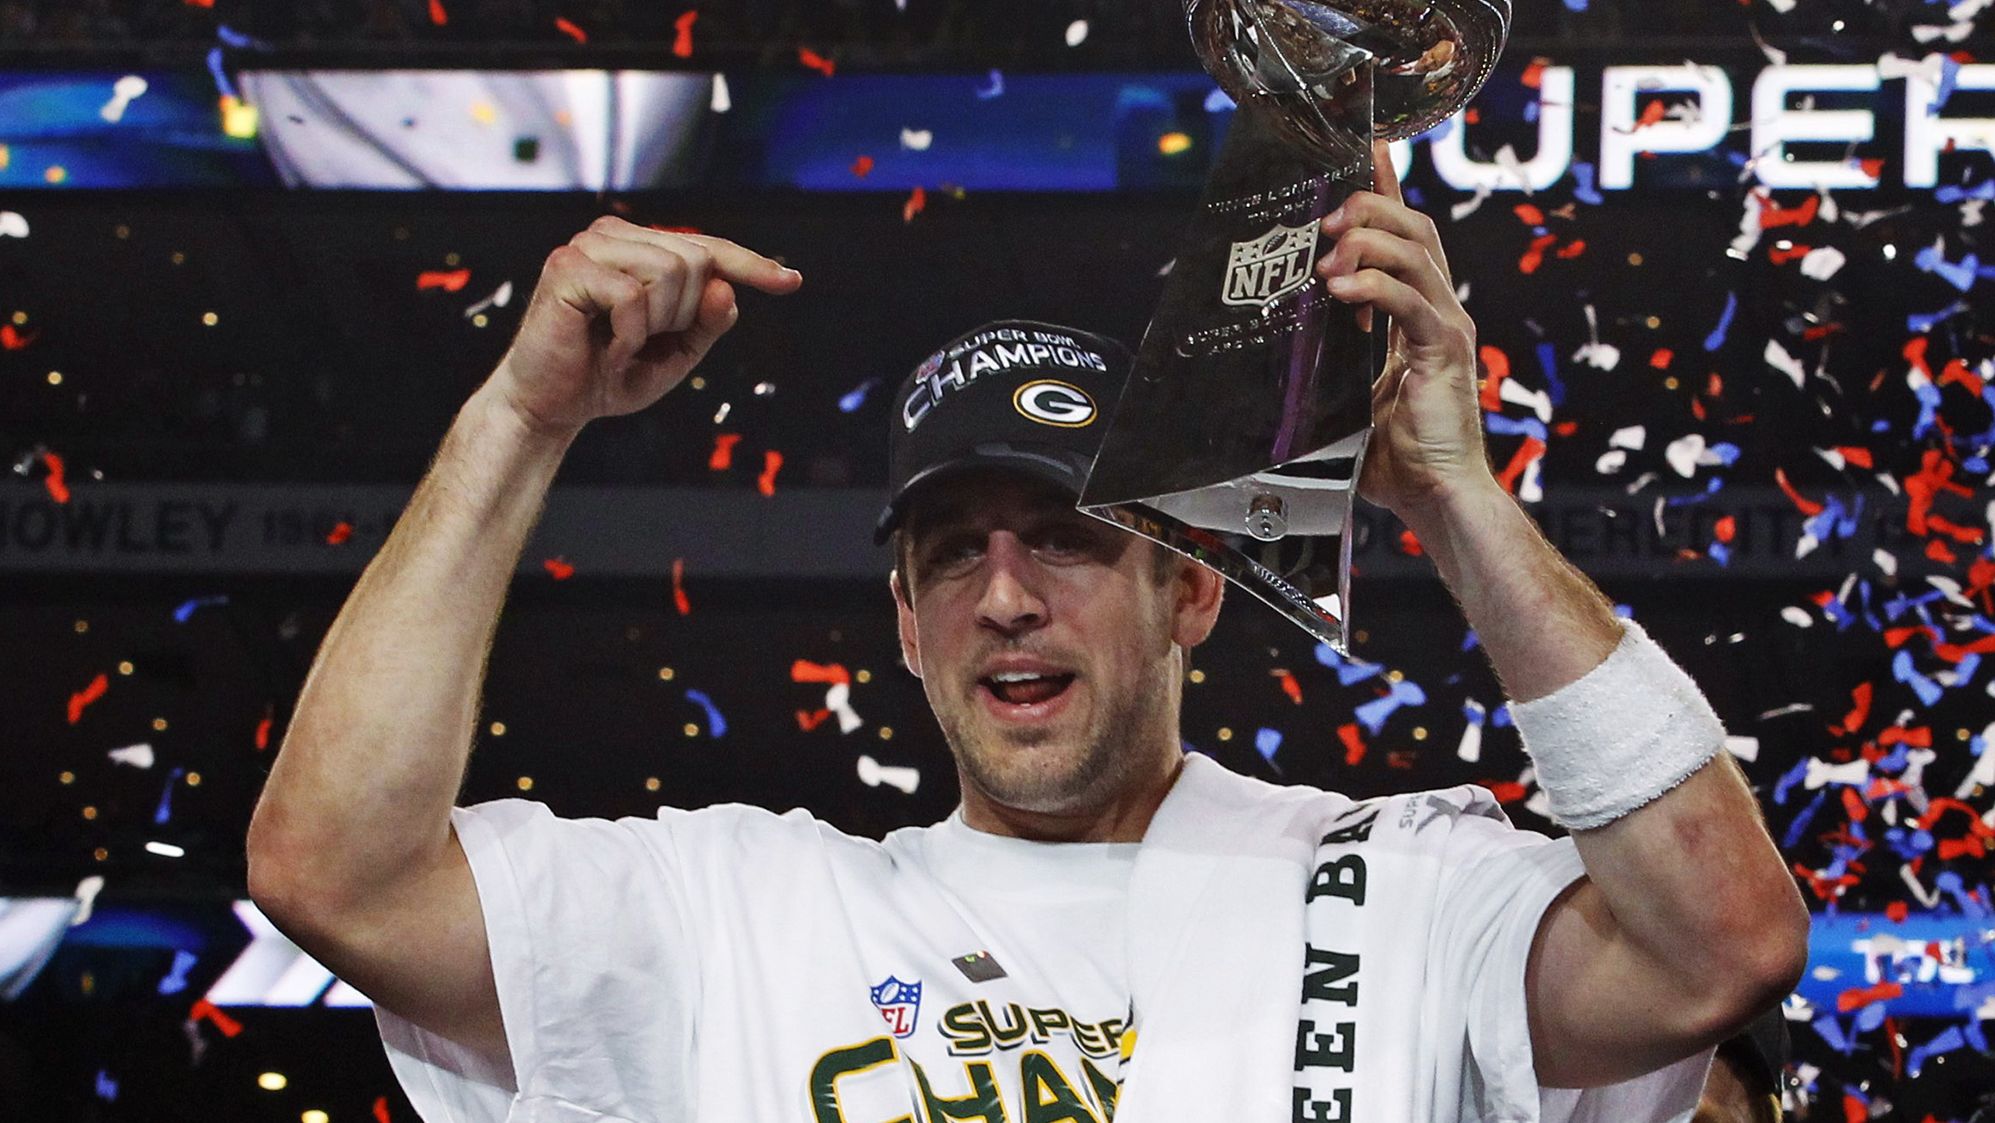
[373,799,703,1123]
[1432,815,1714,1123]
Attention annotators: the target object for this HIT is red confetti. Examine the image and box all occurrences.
[1464,108,1481,125]
[1272,669,1303,705]
[1906,449,1973,535]
[183,0,214,7]
[326,520,353,545]
[797,709,833,731]
[1552,420,1578,437]
[1878,726,1933,749]
[1840,786,1869,823]
[1885,900,1910,923]
[1836,980,1903,1012]
[39,451,69,504]
[374,1097,392,1123]
[709,432,741,471]
[1635,99,1669,128]
[416,269,470,292]
[1520,57,1549,89]
[1903,336,1933,379]
[1859,157,1885,178]
[851,155,875,178]
[1477,344,1511,411]
[1773,466,1825,517]
[1938,358,1986,394]
[1833,681,1873,734]
[1757,193,1820,229]
[189,998,243,1037]
[798,46,836,76]
[1484,781,1527,804]
[1495,435,1546,494]
[1649,348,1673,369]
[1713,515,1736,543]
[757,449,783,497]
[67,672,108,725]
[427,0,447,25]
[1768,243,1812,265]
[544,557,575,580]
[1836,445,1874,469]
[791,660,851,685]
[1397,527,1424,556]
[1337,722,1365,766]
[1554,239,1586,260]
[671,558,692,616]
[1938,836,1986,861]
[0,323,38,350]
[254,704,274,751]
[1518,233,1559,274]
[672,10,698,58]
[903,185,928,223]
[1840,1093,1865,1123]
[554,16,587,42]
[1513,203,1545,226]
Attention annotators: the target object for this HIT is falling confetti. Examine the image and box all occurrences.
[67,673,109,725]
[672,9,697,58]
[544,557,576,580]
[903,186,928,223]
[416,269,471,292]
[757,450,783,496]
[798,47,836,77]
[671,558,692,615]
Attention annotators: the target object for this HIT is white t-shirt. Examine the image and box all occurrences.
[375,772,1709,1122]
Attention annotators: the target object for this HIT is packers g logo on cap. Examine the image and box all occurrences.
[1013,380,1097,428]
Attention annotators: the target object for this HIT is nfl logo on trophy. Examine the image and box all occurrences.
[1222,222,1320,307]
[869,976,923,1038]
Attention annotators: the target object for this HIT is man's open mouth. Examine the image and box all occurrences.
[979,673,1077,706]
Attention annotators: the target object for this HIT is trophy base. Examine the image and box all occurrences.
[1080,427,1367,655]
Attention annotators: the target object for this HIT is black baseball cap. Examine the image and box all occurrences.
[873,320,1132,545]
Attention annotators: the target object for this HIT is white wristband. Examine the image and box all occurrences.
[1507,616,1726,831]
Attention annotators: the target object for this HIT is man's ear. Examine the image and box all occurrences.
[891,568,923,678]
[1170,558,1225,650]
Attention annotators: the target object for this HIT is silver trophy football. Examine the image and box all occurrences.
[1078,0,1509,653]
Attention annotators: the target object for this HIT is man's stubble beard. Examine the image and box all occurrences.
[937,652,1177,817]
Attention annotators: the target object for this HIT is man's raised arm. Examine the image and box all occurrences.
[1313,144,1807,1087]
[244,219,801,1061]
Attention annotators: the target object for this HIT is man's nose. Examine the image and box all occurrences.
[975,533,1048,634]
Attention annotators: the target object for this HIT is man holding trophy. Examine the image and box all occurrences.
[247,1,1810,1120]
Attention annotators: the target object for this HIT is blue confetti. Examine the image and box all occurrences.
[1572,162,1603,205]
[1811,1013,1855,1055]
[838,378,882,413]
[1934,56,1962,113]
[685,689,727,738]
[1908,301,1968,334]
[1354,678,1427,736]
[1703,292,1737,352]
[1486,413,1549,442]
[158,949,197,996]
[205,46,237,101]
[1254,727,1283,770]
[1708,541,1730,566]
[1204,86,1235,113]
[1562,0,1587,11]
[1773,758,1812,807]
[1313,642,1385,686]
[1534,341,1567,407]
[154,767,183,825]
[173,595,228,624]
[95,1070,118,1102]
[1907,1025,1964,1078]
[976,70,1005,100]
[1854,999,1888,1032]
[1891,649,1944,706]
[1913,243,1980,292]
[1936,179,1995,203]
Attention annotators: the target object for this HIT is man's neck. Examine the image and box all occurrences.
[959,753,1186,843]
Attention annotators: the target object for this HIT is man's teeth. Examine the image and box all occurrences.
[991,672,1054,683]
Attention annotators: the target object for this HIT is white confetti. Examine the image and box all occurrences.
[1594,449,1628,474]
[1799,245,1847,280]
[99,74,147,124]
[826,681,863,734]
[900,128,933,151]
[0,211,28,238]
[70,876,105,928]
[1764,338,1807,389]
[465,280,513,317]
[710,74,732,113]
[108,743,155,768]
[1449,184,1493,221]
[1805,757,1871,789]
[1873,548,1899,576]
[1609,425,1646,450]
[1497,376,1553,422]
[1724,735,1760,762]
[1457,700,1485,762]
[1571,341,1621,371]
[1664,432,1707,477]
[857,754,920,794]
[1065,19,1088,46]
[145,841,186,858]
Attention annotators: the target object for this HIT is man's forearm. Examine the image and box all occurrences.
[247,381,576,905]
[1395,479,1621,703]
[1402,478,1808,993]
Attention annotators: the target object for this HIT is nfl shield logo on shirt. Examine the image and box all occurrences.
[1222,221,1319,307]
[869,976,923,1038]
